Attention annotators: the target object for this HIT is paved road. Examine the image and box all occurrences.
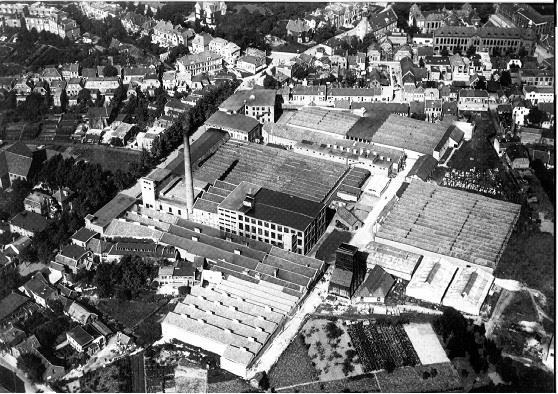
[349,159,415,249]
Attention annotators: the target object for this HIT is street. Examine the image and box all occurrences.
[349,159,416,248]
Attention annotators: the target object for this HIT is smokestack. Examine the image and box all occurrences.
[184,134,194,215]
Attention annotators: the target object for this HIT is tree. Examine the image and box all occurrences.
[17,353,45,383]
[263,74,277,89]
[440,46,449,57]
[77,88,92,111]
[453,45,463,55]
[466,45,476,58]
[384,359,396,373]
[0,265,22,300]
[499,70,512,87]
[419,57,425,68]
[18,92,48,121]
[95,263,113,298]
[527,108,546,126]
[102,64,119,77]
[517,46,528,58]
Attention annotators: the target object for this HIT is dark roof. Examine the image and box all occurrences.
[407,154,438,181]
[506,144,529,161]
[10,211,48,233]
[4,142,34,178]
[67,326,94,347]
[174,260,195,277]
[59,244,88,261]
[330,267,353,287]
[356,266,395,299]
[89,193,137,228]
[71,227,97,243]
[247,187,325,231]
[0,293,30,321]
[346,116,388,140]
[24,273,57,301]
[336,206,361,227]
[205,111,260,134]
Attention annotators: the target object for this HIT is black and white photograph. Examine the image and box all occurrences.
[0,0,555,392]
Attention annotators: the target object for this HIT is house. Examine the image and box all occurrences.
[505,144,530,170]
[236,55,266,75]
[3,236,32,262]
[24,191,51,216]
[65,301,98,325]
[0,292,35,326]
[286,19,312,43]
[21,273,58,308]
[191,32,214,54]
[60,63,79,79]
[334,206,362,231]
[208,37,240,65]
[512,104,532,126]
[164,98,193,118]
[195,1,226,28]
[9,211,48,237]
[520,127,543,145]
[176,51,223,76]
[71,227,97,248]
[0,142,46,188]
[86,107,109,130]
[122,67,150,84]
[54,244,92,274]
[218,89,278,124]
[41,67,62,84]
[458,89,489,112]
[523,86,554,105]
[367,8,398,39]
[66,325,105,355]
[109,122,138,145]
[352,265,395,304]
[53,187,75,212]
[394,45,412,62]
[204,111,261,142]
[157,261,197,293]
[425,99,442,122]
[406,154,438,182]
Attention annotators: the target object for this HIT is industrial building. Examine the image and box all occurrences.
[375,181,521,272]
[219,89,279,124]
[405,259,457,304]
[217,182,327,254]
[365,241,422,281]
[442,267,494,316]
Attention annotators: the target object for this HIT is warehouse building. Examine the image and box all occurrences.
[442,267,494,316]
[217,182,327,255]
[375,182,521,273]
[365,241,422,281]
[405,259,457,304]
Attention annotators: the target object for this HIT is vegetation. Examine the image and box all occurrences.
[0,266,24,300]
[268,334,319,389]
[17,353,45,383]
[94,255,158,299]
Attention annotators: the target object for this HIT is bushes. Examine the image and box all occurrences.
[17,353,45,383]
[325,321,343,340]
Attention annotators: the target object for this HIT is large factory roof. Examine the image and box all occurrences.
[86,193,137,230]
[376,182,521,270]
[162,276,296,370]
[220,182,324,231]
[193,140,347,203]
[365,241,422,281]
[370,114,451,155]
[284,107,360,137]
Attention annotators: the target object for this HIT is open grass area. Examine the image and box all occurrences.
[268,333,319,390]
[62,145,141,172]
[376,362,462,392]
[96,299,161,329]
[277,373,381,393]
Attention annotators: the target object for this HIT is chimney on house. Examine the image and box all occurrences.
[183,134,194,215]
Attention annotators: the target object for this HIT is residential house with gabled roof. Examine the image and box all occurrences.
[123,67,151,84]
[80,68,97,80]
[0,142,45,187]
[41,67,62,84]
[60,63,79,80]
[394,45,412,62]
[21,273,58,308]
[236,55,266,75]
[71,227,97,248]
[9,211,49,238]
[352,265,395,304]
[286,19,312,43]
[55,244,92,275]
[176,51,223,76]
[64,301,98,325]
[191,32,214,54]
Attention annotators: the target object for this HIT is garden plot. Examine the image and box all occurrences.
[301,319,364,381]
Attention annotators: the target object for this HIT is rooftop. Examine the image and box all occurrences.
[376,181,521,270]
[406,259,457,304]
[10,211,48,233]
[284,107,360,137]
[87,193,137,230]
[442,267,494,315]
[205,111,260,134]
[219,89,276,112]
[365,241,422,280]
[370,114,451,155]
[219,181,324,231]
[0,293,30,321]
[355,266,395,299]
